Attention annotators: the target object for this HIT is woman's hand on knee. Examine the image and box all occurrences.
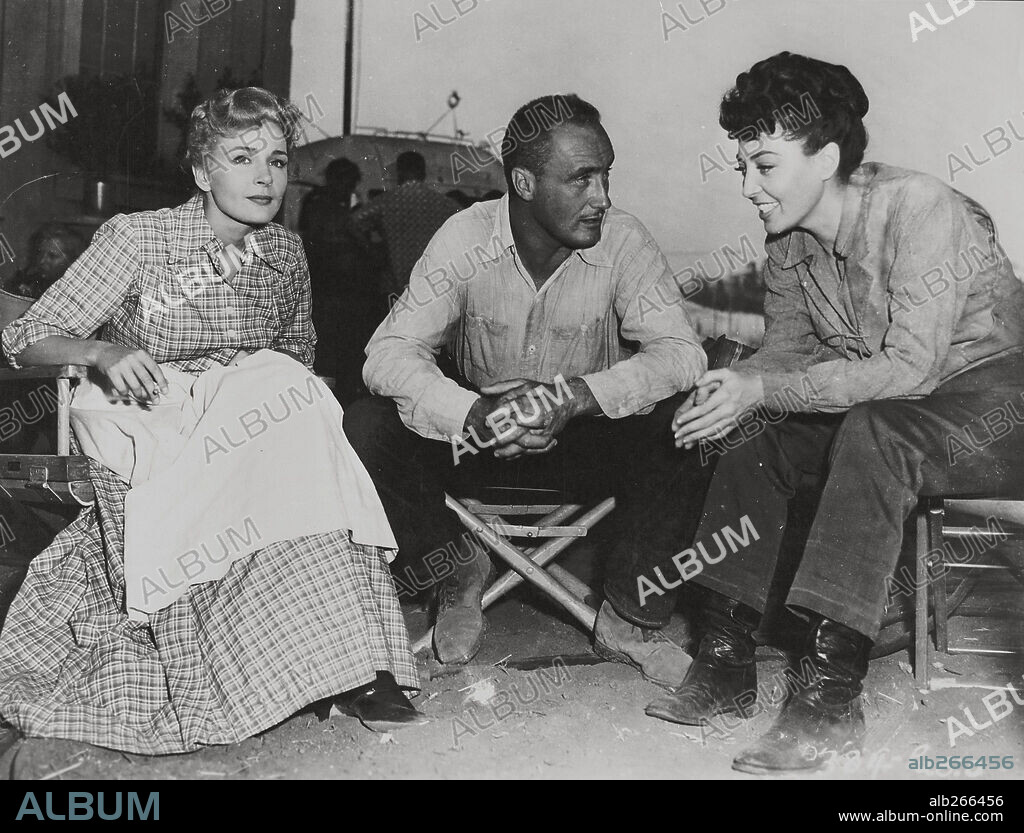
[94,343,168,403]
[672,378,722,424]
[673,369,764,449]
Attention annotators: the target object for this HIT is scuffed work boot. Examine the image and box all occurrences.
[732,615,871,774]
[433,541,494,665]
[645,590,759,725]
[593,601,692,689]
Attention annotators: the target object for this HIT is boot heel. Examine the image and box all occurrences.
[732,617,871,773]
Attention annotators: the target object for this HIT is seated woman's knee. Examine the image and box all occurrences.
[833,400,914,451]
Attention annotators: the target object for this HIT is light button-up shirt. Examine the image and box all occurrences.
[738,163,1024,410]
[363,195,705,441]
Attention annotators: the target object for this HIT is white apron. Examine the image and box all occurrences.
[69,350,397,620]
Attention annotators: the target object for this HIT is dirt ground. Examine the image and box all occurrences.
[3,539,1022,782]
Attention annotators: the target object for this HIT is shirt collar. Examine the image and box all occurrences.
[576,234,615,267]
[484,194,615,268]
[772,163,873,269]
[486,193,515,262]
[167,193,287,272]
[167,194,217,265]
[833,163,873,260]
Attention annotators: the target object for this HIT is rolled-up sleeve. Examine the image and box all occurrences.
[363,239,478,441]
[3,214,140,368]
[751,183,981,412]
[271,245,316,370]
[580,240,706,417]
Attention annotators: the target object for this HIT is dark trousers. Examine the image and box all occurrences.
[685,353,1024,640]
[343,392,717,625]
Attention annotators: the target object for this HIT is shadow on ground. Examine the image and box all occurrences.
[3,535,1023,781]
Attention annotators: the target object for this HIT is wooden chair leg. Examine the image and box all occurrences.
[928,501,948,654]
[57,377,72,457]
[933,560,949,654]
[914,502,930,688]
[547,563,597,605]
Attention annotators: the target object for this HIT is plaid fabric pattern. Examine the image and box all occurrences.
[354,182,460,296]
[3,195,315,373]
[0,461,418,754]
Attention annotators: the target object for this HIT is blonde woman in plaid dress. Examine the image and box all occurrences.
[0,88,423,755]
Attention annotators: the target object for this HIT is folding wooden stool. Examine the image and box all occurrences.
[410,487,615,654]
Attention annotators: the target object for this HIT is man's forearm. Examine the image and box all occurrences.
[365,348,479,441]
[580,340,706,419]
[567,376,601,418]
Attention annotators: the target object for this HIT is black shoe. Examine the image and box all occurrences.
[732,615,871,774]
[318,672,430,732]
[646,590,760,725]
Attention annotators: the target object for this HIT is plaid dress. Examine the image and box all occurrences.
[0,197,417,754]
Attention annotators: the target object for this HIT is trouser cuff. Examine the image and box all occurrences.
[603,579,674,629]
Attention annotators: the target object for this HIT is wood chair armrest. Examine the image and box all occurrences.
[0,364,88,381]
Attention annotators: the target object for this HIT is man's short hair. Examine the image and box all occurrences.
[396,151,426,183]
[324,157,361,189]
[501,94,601,187]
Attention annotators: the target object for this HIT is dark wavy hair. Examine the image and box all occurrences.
[501,94,602,187]
[719,52,869,181]
[186,86,304,170]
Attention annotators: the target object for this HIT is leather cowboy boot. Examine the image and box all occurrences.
[645,589,760,725]
[732,615,871,773]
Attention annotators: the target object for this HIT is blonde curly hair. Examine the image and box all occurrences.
[186,86,304,169]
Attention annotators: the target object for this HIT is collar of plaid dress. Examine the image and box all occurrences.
[165,194,290,274]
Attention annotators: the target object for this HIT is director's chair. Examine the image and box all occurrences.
[0,289,93,507]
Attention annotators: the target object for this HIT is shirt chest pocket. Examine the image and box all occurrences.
[461,314,510,378]
[131,265,196,324]
[548,319,603,376]
[239,281,281,333]
[551,319,600,343]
